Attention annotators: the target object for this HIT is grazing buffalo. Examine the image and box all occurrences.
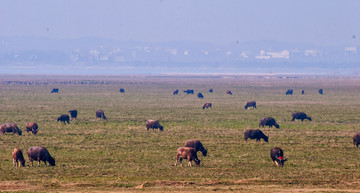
[353,133,360,147]
[27,146,55,166]
[301,90,304,95]
[68,110,78,119]
[51,88,59,93]
[203,103,212,110]
[245,101,256,109]
[12,148,25,167]
[146,120,163,131]
[197,92,204,99]
[259,117,280,129]
[291,112,312,122]
[244,129,268,142]
[96,110,107,120]
[318,89,323,95]
[175,147,200,167]
[184,139,207,156]
[26,122,39,135]
[0,123,22,135]
[173,89,179,95]
[120,88,125,93]
[209,88,213,93]
[226,90,232,95]
[183,89,194,94]
[57,115,70,124]
[270,147,287,167]
[286,89,293,95]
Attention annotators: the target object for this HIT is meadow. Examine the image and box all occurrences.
[0,75,359,192]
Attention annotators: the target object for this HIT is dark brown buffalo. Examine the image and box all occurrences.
[286,89,293,95]
[245,101,256,109]
[0,123,22,135]
[318,89,323,95]
[146,120,163,131]
[27,146,55,166]
[184,139,207,156]
[57,115,70,124]
[197,92,204,99]
[353,133,360,147]
[26,122,39,135]
[301,90,304,95]
[12,148,25,167]
[203,103,212,110]
[183,89,194,94]
[173,89,179,95]
[96,110,107,120]
[68,110,78,119]
[244,129,268,142]
[209,88,213,93]
[175,147,200,167]
[226,90,232,95]
[51,88,59,93]
[120,88,125,93]
[291,112,312,122]
[270,147,287,167]
[259,117,279,129]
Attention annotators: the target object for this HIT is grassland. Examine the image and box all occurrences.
[0,75,360,192]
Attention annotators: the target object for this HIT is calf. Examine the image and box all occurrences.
[270,147,287,167]
[197,92,204,99]
[27,146,55,166]
[184,139,207,156]
[259,117,280,129]
[173,89,179,95]
[26,122,39,135]
[226,90,232,95]
[245,101,256,109]
[175,147,200,167]
[353,133,360,147]
[57,114,70,124]
[0,123,22,135]
[12,148,25,167]
[291,112,312,122]
[68,109,78,119]
[244,129,268,142]
[146,120,163,131]
[202,103,212,110]
[96,110,107,120]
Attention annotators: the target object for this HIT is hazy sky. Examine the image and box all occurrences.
[1,0,359,46]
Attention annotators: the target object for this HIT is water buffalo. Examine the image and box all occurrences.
[0,123,22,135]
[26,122,39,135]
[12,148,25,167]
[51,88,59,93]
[270,147,287,167]
[57,115,70,124]
[175,147,200,167]
[209,88,213,93]
[244,129,268,142]
[120,88,125,93]
[318,89,323,95]
[291,112,312,122]
[353,133,360,147]
[197,92,204,99]
[173,89,179,95]
[226,90,232,95]
[203,103,212,110]
[245,101,256,109]
[96,110,107,120]
[183,89,194,94]
[68,110,78,119]
[259,117,280,129]
[184,139,207,156]
[146,120,163,131]
[27,146,55,166]
[286,89,293,95]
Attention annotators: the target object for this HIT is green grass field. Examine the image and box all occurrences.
[0,75,360,192]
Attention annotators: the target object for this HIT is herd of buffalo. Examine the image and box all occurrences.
[3,87,360,169]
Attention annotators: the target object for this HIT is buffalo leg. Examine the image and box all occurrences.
[13,159,16,167]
